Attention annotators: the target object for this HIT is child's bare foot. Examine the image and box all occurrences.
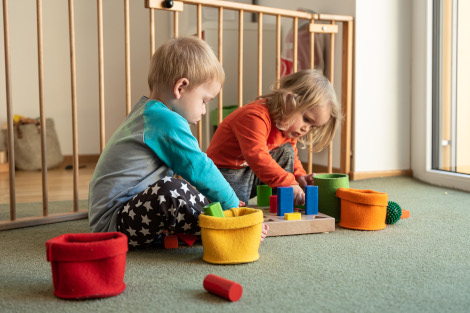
[260,223,269,242]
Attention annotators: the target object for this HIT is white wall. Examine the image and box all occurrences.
[354,0,411,173]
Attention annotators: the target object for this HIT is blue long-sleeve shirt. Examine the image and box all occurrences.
[88,96,239,232]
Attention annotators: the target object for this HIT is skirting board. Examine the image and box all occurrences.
[258,207,335,237]
[349,169,412,180]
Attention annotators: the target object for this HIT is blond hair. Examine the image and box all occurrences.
[260,69,341,152]
[148,36,225,92]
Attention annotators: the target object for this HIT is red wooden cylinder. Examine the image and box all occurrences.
[269,195,277,213]
[203,274,243,302]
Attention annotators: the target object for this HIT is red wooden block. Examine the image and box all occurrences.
[164,235,178,249]
[203,274,243,302]
[176,233,198,246]
[269,195,277,213]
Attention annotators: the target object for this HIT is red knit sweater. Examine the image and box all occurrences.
[207,99,307,188]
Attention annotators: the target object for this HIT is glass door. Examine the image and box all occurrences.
[432,0,470,175]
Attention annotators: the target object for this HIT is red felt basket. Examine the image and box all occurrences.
[46,232,128,299]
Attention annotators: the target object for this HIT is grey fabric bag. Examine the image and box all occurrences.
[12,118,63,170]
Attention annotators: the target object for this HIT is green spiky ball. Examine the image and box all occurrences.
[386,201,402,224]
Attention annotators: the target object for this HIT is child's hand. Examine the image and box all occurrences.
[298,174,315,188]
[260,223,269,242]
[239,200,245,207]
[292,184,305,206]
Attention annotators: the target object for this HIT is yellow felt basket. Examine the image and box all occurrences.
[199,207,263,264]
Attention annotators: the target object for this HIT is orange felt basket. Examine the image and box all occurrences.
[336,188,388,231]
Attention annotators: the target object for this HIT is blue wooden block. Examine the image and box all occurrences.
[277,187,294,216]
[305,185,318,215]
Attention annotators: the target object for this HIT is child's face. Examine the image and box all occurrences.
[282,105,332,139]
[174,80,221,125]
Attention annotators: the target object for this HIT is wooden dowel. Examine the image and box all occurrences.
[37,0,48,216]
[276,15,281,81]
[238,9,244,108]
[293,17,298,73]
[218,7,223,124]
[124,0,131,115]
[310,22,315,69]
[197,4,202,37]
[258,12,263,96]
[149,8,155,58]
[174,11,179,38]
[68,0,79,211]
[2,0,16,221]
[307,22,315,175]
[197,4,202,147]
[327,21,335,174]
[341,20,353,175]
[329,21,335,83]
[97,0,105,152]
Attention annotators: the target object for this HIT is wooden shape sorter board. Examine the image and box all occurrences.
[257,207,335,237]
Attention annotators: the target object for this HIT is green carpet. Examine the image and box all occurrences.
[1,176,469,313]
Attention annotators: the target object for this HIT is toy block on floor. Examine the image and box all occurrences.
[284,212,301,220]
[277,187,294,217]
[203,274,243,302]
[203,202,225,217]
[164,234,178,249]
[176,233,198,246]
[401,209,410,219]
[269,195,277,213]
[304,185,319,215]
[257,185,272,207]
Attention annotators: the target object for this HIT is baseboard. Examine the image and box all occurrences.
[349,169,413,181]
[301,162,412,181]
[61,154,100,166]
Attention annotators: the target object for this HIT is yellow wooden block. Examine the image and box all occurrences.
[284,212,301,220]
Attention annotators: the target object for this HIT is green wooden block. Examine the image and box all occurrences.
[257,185,272,207]
[203,202,225,217]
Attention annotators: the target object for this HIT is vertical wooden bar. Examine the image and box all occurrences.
[68,0,79,211]
[276,15,281,81]
[37,0,48,216]
[341,20,353,175]
[218,7,224,124]
[197,4,203,147]
[2,0,16,220]
[238,9,244,108]
[97,0,105,152]
[124,0,131,115]
[293,17,298,73]
[257,12,263,96]
[149,8,155,58]
[327,21,335,173]
[307,21,315,174]
[174,11,179,38]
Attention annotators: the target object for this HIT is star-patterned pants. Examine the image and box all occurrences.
[116,176,209,248]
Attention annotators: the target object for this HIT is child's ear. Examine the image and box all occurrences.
[173,78,189,99]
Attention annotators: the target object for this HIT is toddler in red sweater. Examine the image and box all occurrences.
[207,69,340,206]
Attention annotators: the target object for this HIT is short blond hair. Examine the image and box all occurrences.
[148,36,225,92]
[261,69,341,152]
